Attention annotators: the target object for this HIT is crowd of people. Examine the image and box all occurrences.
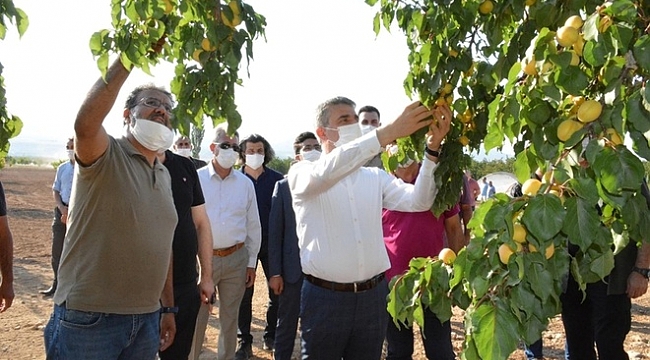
[0,56,648,360]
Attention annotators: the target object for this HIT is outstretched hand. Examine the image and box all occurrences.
[376,101,434,147]
[427,104,452,150]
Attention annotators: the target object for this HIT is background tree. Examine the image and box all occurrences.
[190,123,204,158]
[89,0,266,135]
[0,0,27,162]
[371,0,650,359]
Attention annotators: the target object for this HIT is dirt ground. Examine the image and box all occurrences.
[0,165,648,360]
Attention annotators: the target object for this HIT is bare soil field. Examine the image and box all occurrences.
[0,165,648,359]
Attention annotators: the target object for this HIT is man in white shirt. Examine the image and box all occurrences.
[192,123,262,360]
[288,97,451,359]
[40,137,75,296]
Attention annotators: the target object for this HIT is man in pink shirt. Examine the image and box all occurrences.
[382,157,464,360]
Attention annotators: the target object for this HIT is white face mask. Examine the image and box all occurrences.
[360,124,376,136]
[245,153,264,170]
[328,123,362,148]
[216,148,238,169]
[129,117,174,152]
[66,149,75,161]
[176,148,192,158]
[300,149,321,162]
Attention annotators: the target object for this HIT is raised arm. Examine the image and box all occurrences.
[74,59,131,166]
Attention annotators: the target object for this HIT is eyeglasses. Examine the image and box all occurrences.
[138,97,174,113]
[176,142,191,147]
[216,142,240,152]
[301,144,321,152]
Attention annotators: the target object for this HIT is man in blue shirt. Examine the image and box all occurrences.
[236,134,284,359]
[40,138,75,296]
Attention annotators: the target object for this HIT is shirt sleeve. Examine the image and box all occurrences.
[381,158,439,212]
[288,131,381,199]
[245,182,262,268]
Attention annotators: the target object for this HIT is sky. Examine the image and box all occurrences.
[1,0,508,161]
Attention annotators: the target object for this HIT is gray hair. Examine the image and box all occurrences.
[212,123,239,143]
[315,96,356,129]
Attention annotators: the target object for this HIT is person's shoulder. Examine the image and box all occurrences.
[266,166,284,180]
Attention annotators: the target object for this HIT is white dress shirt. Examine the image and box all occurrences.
[288,130,439,283]
[198,162,262,268]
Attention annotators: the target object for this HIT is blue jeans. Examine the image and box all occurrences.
[300,277,389,360]
[44,303,160,360]
[274,275,303,360]
[561,274,631,360]
[386,307,455,360]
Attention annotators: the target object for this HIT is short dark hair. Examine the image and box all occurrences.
[358,105,380,119]
[293,132,317,155]
[239,134,275,166]
[124,84,173,110]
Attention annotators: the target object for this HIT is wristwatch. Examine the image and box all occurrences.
[160,306,179,314]
[632,266,650,280]
[424,146,440,158]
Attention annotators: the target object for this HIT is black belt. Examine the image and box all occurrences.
[305,273,385,293]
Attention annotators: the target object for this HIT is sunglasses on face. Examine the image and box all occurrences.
[216,142,240,152]
[138,97,174,113]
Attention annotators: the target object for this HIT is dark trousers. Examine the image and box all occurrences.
[386,307,455,360]
[238,254,278,344]
[561,274,631,360]
[50,207,67,288]
[300,278,388,360]
[159,281,201,360]
[524,339,543,359]
[273,275,303,360]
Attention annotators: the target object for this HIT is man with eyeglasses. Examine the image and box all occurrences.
[288,97,451,359]
[268,131,320,360]
[192,123,262,360]
[40,138,75,297]
[44,58,179,359]
[173,135,207,169]
[235,134,284,359]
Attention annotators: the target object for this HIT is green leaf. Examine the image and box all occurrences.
[562,197,610,252]
[522,195,565,242]
[634,35,650,74]
[554,66,590,96]
[627,91,650,133]
[568,177,600,206]
[523,99,551,126]
[588,249,615,280]
[471,301,520,360]
[15,8,28,37]
[592,145,645,193]
[372,12,380,36]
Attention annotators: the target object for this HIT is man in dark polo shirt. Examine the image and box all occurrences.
[158,149,215,360]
